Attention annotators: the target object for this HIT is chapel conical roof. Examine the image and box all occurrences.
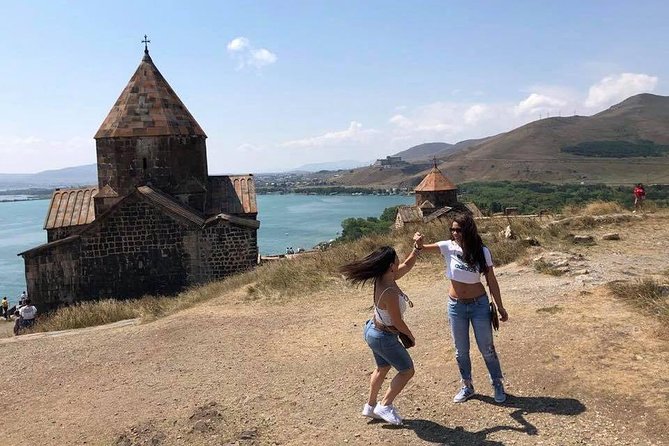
[414,162,457,192]
[95,50,206,139]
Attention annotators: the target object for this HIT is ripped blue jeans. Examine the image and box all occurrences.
[447,294,503,384]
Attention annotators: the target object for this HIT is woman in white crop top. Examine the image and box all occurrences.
[416,213,509,403]
[340,235,422,425]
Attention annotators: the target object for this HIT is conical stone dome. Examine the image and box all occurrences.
[95,50,206,139]
[414,165,457,192]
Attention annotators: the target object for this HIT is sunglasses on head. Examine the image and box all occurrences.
[450,227,462,233]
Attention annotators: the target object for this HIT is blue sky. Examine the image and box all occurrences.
[1,0,668,173]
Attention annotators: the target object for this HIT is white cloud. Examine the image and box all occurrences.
[234,143,262,153]
[388,114,413,129]
[280,121,379,149]
[250,48,278,68]
[463,104,489,125]
[226,37,249,52]
[515,93,567,116]
[585,73,658,108]
[226,36,277,71]
[387,101,502,143]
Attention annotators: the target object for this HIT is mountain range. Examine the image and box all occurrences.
[0,164,97,189]
[3,94,668,190]
[333,93,669,187]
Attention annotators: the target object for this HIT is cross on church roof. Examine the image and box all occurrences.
[142,34,151,54]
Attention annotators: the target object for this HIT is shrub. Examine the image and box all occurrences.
[338,205,400,242]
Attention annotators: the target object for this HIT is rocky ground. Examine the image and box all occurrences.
[0,214,667,445]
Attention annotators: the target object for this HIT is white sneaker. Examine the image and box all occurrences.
[362,403,381,419]
[373,403,403,425]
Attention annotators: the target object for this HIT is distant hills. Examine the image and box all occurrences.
[392,137,493,162]
[291,160,370,172]
[333,93,669,187]
[4,93,668,190]
[0,164,97,189]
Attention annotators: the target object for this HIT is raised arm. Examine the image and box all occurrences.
[414,232,442,254]
[395,232,423,280]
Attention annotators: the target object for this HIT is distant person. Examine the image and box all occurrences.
[1,296,8,320]
[19,299,37,330]
[415,213,509,403]
[19,291,27,307]
[13,311,21,336]
[633,183,646,213]
[340,233,422,426]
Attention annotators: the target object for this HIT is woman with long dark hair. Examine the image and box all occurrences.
[416,213,509,403]
[340,235,422,425]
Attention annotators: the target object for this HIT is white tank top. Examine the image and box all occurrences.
[374,286,408,327]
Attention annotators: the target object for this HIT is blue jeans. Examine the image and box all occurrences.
[363,319,414,372]
[447,294,503,384]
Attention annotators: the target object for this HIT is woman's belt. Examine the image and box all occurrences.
[448,293,487,305]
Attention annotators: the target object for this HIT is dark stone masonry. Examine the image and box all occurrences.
[20,48,259,310]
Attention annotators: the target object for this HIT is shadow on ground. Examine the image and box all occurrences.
[381,395,586,445]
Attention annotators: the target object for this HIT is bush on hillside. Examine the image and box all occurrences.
[339,205,400,241]
[460,181,669,214]
[561,140,669,157]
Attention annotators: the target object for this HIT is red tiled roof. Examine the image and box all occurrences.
[414,166,458,192]
[95,51,206,139]
[44,187,98,230]
[228,175,257,214]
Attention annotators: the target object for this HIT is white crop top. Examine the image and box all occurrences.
[437,240,493,284]
[374,287,408,327]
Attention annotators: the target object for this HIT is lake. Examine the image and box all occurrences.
[0,194,413,306]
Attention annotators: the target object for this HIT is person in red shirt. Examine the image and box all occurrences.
[633,183,646,213]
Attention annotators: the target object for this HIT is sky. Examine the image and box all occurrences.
[1,0,668,174]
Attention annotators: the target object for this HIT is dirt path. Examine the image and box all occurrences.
[0,216,667,446]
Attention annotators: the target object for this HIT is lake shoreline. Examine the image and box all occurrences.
[0,195,414,306]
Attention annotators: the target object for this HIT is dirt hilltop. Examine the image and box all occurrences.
[1,215,668,445]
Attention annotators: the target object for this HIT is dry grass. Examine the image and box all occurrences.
[638,200,660,213]
[607,278,669,323]
[533,259,567,276]
[536,305,564,314]
[26,281,234,334]
[583,201,625,215]
[24,205,641,334]
[563,200,625,216]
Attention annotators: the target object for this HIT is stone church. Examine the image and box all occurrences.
[20,47,259,310]
[394,162,480,228]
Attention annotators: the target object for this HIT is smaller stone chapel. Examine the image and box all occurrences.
[19,45,259,310]
[394,161,480,228]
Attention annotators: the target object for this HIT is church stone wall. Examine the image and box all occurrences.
[47,227,77,243]
[96,136,208,211]
[78,195,192,300]
[25,195,259,311]
[197,224,258,280]
[23,241,82,310]
[415,190,458,208]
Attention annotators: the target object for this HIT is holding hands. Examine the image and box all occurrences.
[413,232,423,250]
